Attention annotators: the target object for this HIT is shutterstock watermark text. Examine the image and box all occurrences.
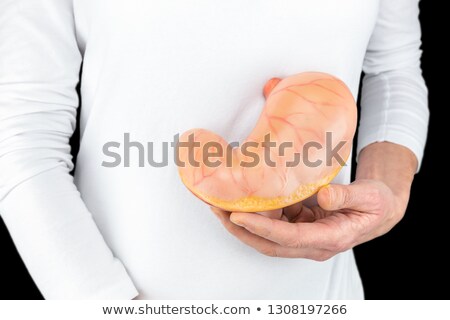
[101,132,347,168]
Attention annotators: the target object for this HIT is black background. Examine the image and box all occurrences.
[0,1,448,299]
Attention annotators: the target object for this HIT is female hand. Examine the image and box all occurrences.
[210,142,417,261]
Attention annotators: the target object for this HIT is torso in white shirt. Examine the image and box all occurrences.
[72,0,380,299]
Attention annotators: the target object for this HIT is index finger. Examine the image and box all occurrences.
[230,211,350,250]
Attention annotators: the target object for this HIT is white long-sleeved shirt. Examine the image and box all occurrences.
[0,0,428,299]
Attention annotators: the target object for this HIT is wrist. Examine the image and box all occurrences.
[356,142,417,202]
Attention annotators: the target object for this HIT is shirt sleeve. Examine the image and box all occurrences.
[0,0,138,299]
[358,0,429,170]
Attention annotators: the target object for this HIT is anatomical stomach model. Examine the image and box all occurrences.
[177,72,357,212]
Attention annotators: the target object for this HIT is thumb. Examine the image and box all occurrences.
[317,183,366,211]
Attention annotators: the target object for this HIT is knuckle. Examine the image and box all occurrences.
[367,185,383,206]
[328,242,342,253]
[341,188,352,206]
[285,225,304,248]
[328,240,351,253]
[393,209,406,223]
[326,187,336,205]
[312,251,334,262]
[350,217,365,233]
[285,238,302,249]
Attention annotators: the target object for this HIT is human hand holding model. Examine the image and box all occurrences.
[211,141,417,260]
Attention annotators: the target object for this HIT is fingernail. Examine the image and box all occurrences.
[323,185,334,204]
[230,215,246,227]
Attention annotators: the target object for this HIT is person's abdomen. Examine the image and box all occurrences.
[72,0,377,298]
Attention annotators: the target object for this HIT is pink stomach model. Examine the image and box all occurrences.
[177,72,357,212]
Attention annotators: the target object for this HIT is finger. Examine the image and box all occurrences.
[294,205,325,222]
[216,210,330,259]
[210,206,229,219]
[283,202,303,221]
[211,207,333,259]
[284,203,326,223]
[317,181,383,211]
[230,211,357,251]
[212,208,281,255]
[256,209,283,219]
[230,212,322,248]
